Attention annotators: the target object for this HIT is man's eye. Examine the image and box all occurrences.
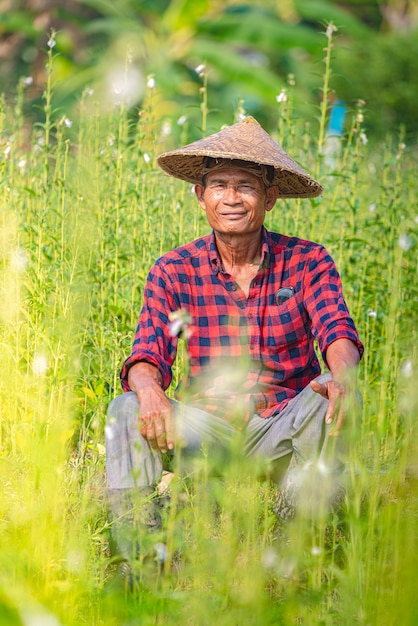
[238,185,255,193]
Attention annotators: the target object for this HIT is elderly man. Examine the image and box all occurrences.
[105,116,363,575]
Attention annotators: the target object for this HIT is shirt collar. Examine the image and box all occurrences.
[209,227,271,272]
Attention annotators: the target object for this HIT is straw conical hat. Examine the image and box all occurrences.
[157,116,323,198]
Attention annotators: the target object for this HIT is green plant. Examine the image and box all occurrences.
[0,33,416,625]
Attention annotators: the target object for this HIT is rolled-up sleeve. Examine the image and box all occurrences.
[120,261,180,391]
[303,245,364,368]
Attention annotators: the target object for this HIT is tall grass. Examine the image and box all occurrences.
[0,38,417,625]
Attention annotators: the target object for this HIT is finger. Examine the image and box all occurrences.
[154,413,168,453]
[325,398,338,426]
[139,411,152,439]
[329,404,346,436]
[310,380,329,398]
[140,410,170,452]
[147,422,158,449]
[144,413,159,449]
[164,410,175,451]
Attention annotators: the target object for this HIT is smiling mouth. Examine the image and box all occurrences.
[221,212,246,219]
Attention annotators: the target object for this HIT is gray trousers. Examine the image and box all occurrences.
[105,372,344,489]
[105,373,348,560]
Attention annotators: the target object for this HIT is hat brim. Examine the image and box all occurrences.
[157,152,323,198]
[156,116,323,199]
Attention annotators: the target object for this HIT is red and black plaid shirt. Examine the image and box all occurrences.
[121,228,363,421]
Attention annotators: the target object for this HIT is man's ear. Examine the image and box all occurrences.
[195,184,207,210]
[265,185,279,212]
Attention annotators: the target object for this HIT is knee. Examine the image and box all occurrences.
[106,392,140,443]
[107,391,139,421]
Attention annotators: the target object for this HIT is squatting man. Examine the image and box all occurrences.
[105,116,363,574]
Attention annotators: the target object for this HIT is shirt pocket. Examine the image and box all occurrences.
[262,292,310,352]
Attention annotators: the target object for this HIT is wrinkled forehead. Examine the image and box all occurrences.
[202,157,274,186]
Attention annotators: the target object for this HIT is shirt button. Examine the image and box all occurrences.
[231,284,238,291]
[249,344,254,350]
[248,313,253,319]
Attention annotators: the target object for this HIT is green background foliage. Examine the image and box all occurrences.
[1,0,418,142]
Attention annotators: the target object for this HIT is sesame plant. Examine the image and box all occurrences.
[0,33,416,626]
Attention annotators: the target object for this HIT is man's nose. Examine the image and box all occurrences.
[223,185,242,201]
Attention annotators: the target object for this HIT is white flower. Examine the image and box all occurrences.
[161,121,172,136]
[168,309,193,338]
[154,543,168,564]
[398,233,413,252]
[326,24,338,38]
[311,546,322,556]
[143,153,150,163]
[4,145,11,158]
[414,216,418,224]
[400,359,413,379]
[316,459,330,476]
[47,38,56,49]
[195,64,205,76]
[85,87,94,96]
[262,547,278,569]
[18,159,27,169]
[106,65,144,107]
[10,248,28,272]
[21,607,62,626]
[23,76,33,86]
[368,310,377,318]
[359,132,368,145]
[169,318,184,338]
[368,203,376,213]
[64,117,72,128]
[32,354,48,377]
[147,75,156,89]
[276,89,288,104]
[104,425,114,441]
[177,115,187,126]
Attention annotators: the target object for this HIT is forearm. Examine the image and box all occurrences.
[127,361,174,452]
[127,361,164,395]
[325,338,360,384]
[311,338,360,431]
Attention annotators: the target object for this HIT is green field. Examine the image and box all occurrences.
[0,51,417,625]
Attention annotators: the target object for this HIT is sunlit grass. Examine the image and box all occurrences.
[0,41,417,625]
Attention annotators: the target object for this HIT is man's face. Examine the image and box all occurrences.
[195,167,278,237]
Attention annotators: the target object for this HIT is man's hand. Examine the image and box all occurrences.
[137,385,175,453]
[310,378,347,435]
[311,338,361,435]
[128,361,175,453]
